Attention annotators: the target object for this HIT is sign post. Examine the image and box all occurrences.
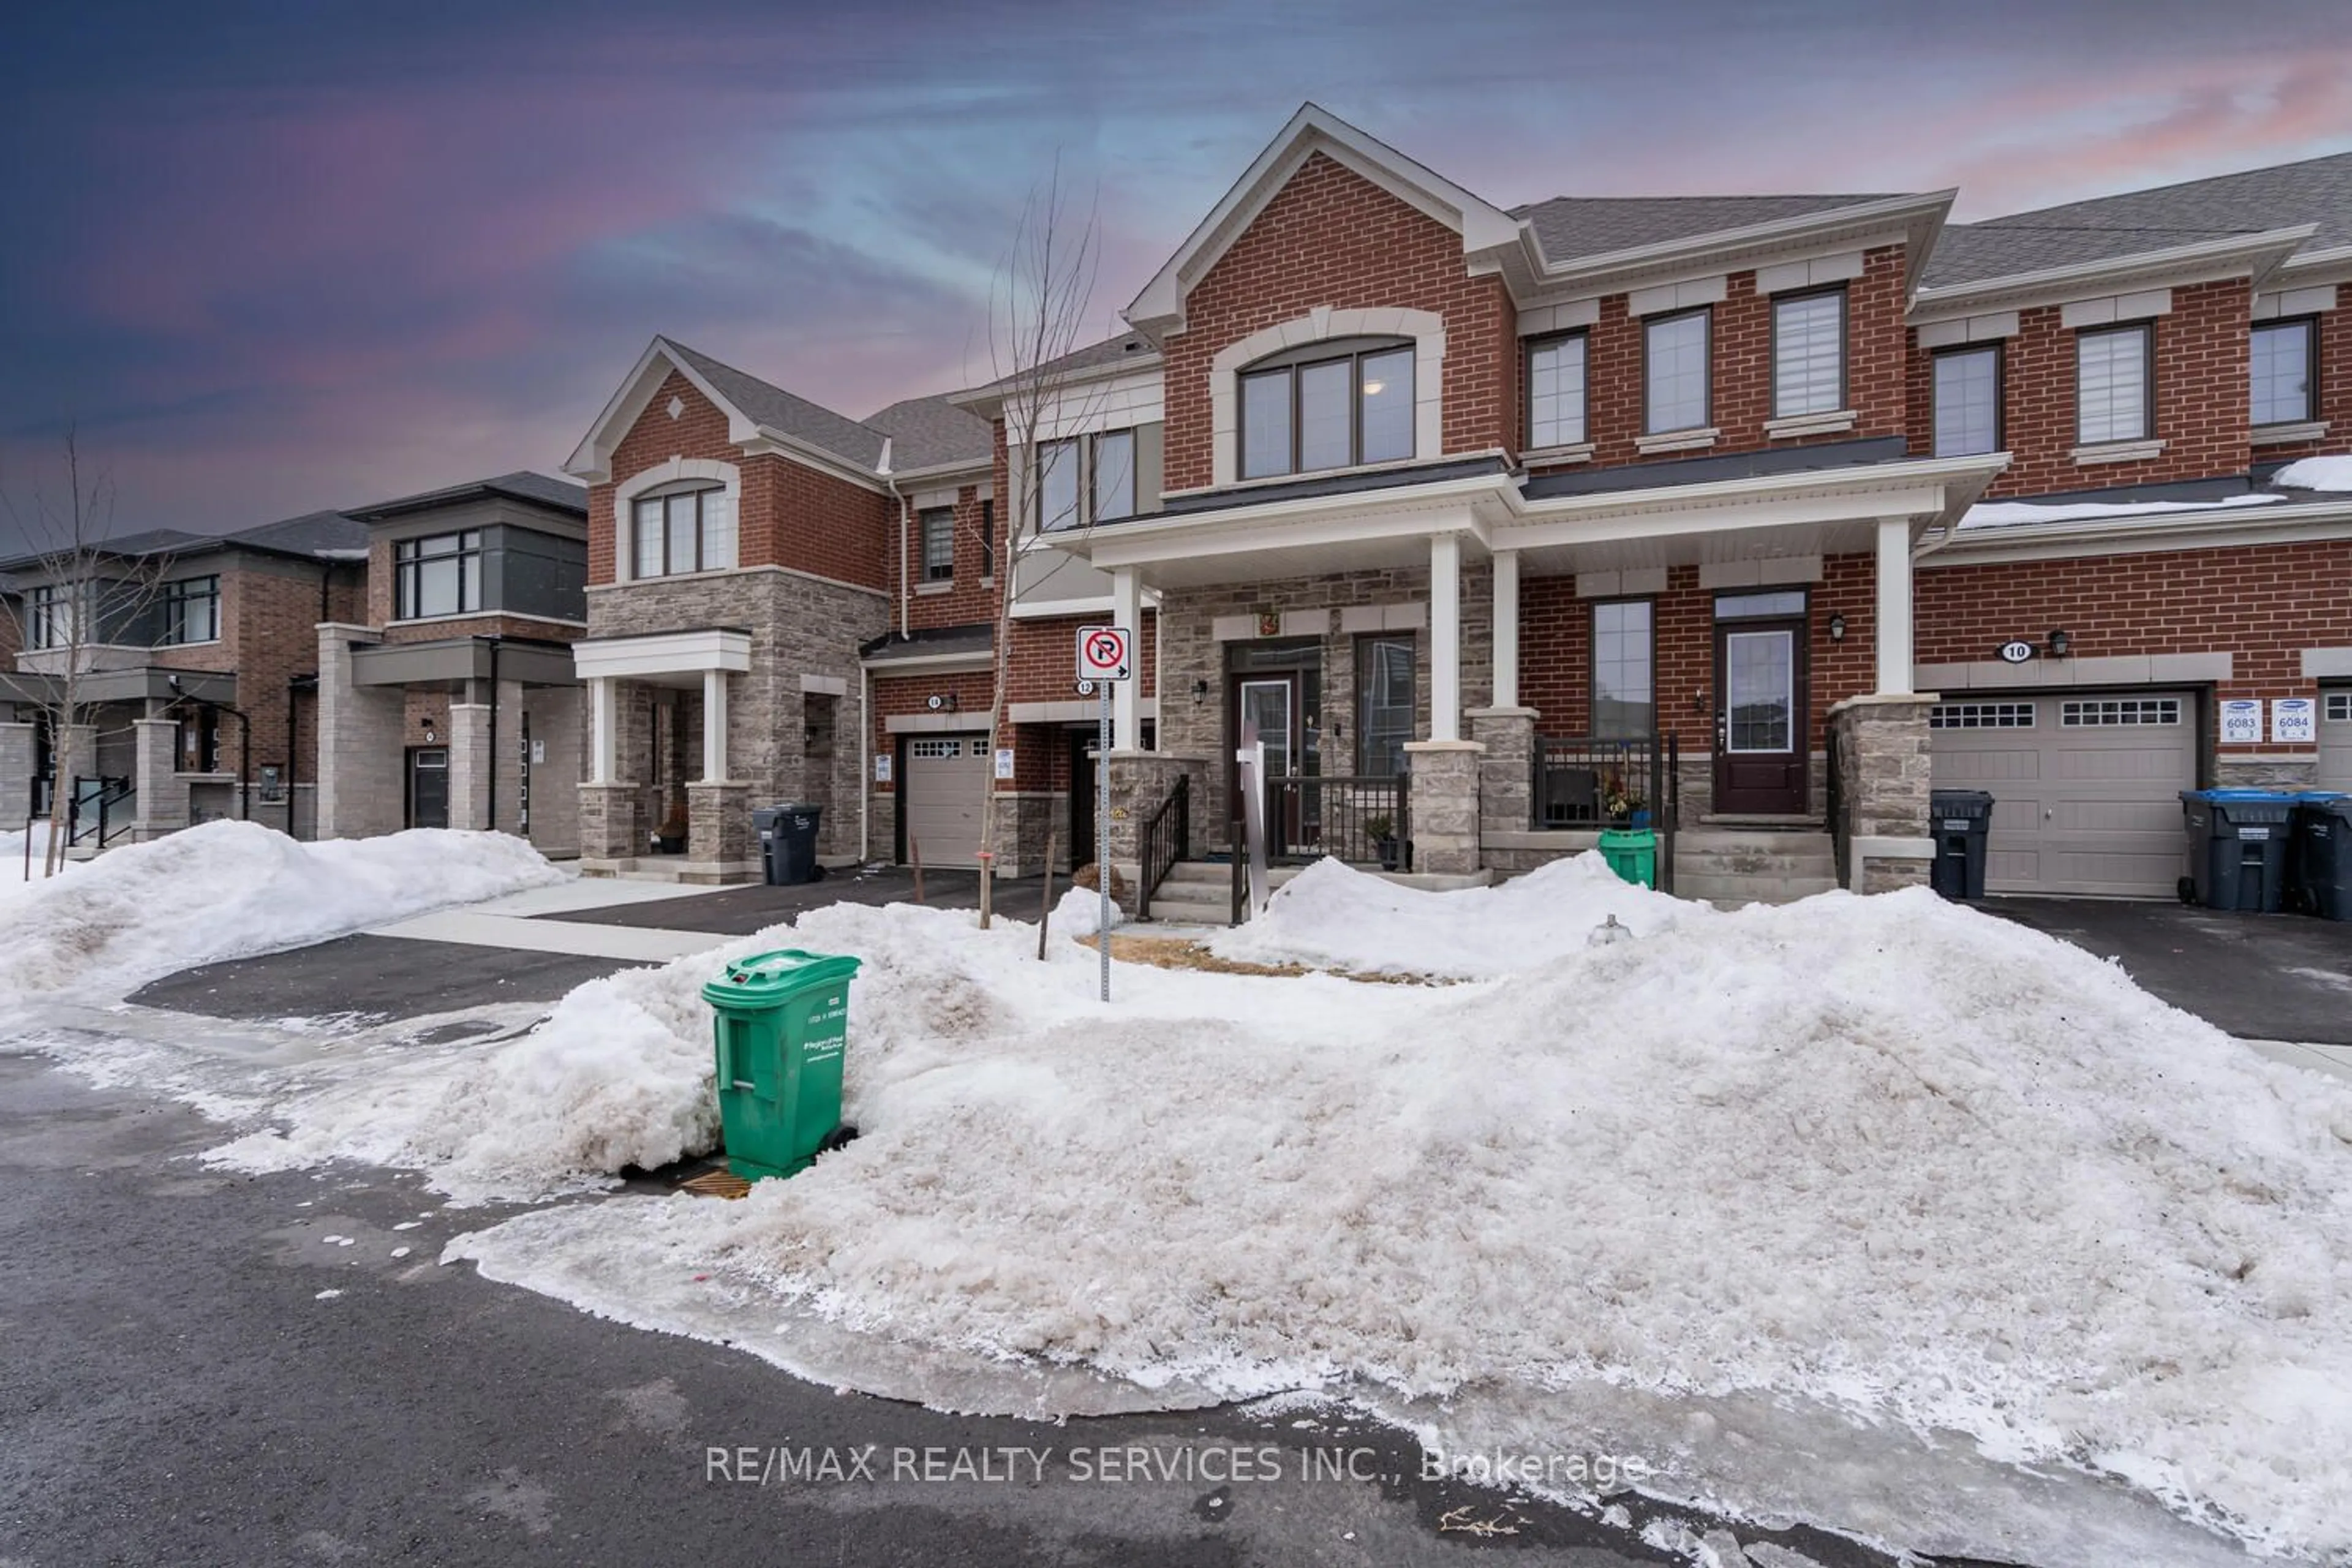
[1075,625,1134,1003]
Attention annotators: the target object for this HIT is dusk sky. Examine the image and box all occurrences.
[4,0,2350,549]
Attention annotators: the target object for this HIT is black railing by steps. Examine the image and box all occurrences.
[1135,774,1190,922]
[1265,774,1409,869]
[1532,733,1678,895]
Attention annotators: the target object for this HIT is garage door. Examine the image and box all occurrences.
[901,734,990,868]
[2323,689,2352,791]
[1929,693,2196,897]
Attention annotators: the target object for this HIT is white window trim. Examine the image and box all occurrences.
[614,458,742,583]
[1210,307,1444,488]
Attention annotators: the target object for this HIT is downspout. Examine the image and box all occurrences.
[287,674,301,829]
[873,437,899,862]
[859,664,872,864]
[486,636,502,834]
[880,437,908,639]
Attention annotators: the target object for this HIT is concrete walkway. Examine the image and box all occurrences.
[366,875,734,962]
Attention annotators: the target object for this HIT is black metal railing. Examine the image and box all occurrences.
[1136,774,1190,921]
[1231,826,1248,925]
[1532,733,1679,895]
[65,775,134,849]
[1265,774,1409,868]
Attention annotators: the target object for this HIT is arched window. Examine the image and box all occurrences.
[1236,336,1415,480]
[630,483,736,579]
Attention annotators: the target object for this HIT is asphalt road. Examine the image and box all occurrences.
[540,865,1036,935]
[0,1050,1949,1568]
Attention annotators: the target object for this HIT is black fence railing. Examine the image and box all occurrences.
[1136,774,1190,922]
[66,775,134,849]
[1532,733,1678,895]
[1266,774,1409,869]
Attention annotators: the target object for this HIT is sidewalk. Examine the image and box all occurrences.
[366,877,734,962]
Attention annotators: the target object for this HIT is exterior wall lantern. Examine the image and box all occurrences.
[2048,628,2072,658]
[1826,612,1847,643]
[1193,679,1209,704]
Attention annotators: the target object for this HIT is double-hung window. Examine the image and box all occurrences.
[1932,345,2002,457]
[1238,341,1414,479]
[1356,635,1415,779]
[630,488,735,579]
[2076,323,2152,445]
[1771,290,1845,417]
[2251,318,2317,426]
[1644,309,1710,433]
[1527,333,1588,449]
[394,530,483,617]
[1591,600,1654,738]
[919,507,955,581]
[1037,437,1081,532]
[159,575,221,645]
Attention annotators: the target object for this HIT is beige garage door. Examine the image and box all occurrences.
[901,734,990,868]
[1929,693,2197,897]
[2322,690,2352,791]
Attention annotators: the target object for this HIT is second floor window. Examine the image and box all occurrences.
[1527,333,1588,449]
[1645,309,1710,433]
[2076,323,2152,446]
[1037,430,1141,532]
[159,575,221,645]
[1239,343,1414,480]
[1772,290,1845,417]
[1038,438,1080,532]
[920,507,954,581]
[26,582,91,650]
[631,488,735,579]
[395,530,481,618]
[1932,346,2001,457]
[1093,429,1136,521]
[2252,318,2316,426]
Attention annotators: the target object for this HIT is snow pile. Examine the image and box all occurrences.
[434,887,2352,1560]
[1212,853,1698,976]
[1961,493,2285,530]
[1049,883,1124,938]
[0,820,564,1001]
[2274,453,2352,492]
[0,827,85,888]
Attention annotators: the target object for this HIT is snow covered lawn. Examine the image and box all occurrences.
[49,850,2352,1560]
[0,820,566,1003]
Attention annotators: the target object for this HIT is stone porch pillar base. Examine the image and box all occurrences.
[1404,738,1485,876]
[578,781,643,873]
[1102,750,1210,878]
[1827,693,1936,894]
[1468,707,1537,842]
[684,780,759,884]
[130,718,189,842]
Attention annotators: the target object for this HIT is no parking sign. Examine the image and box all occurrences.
[1075,624,1133,682]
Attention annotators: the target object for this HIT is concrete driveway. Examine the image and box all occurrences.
[1984,897,2352,1048]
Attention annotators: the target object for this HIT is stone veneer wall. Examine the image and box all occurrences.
[1154,562,1492,850]
[1828,695,1934,892]
[583,567,889,863]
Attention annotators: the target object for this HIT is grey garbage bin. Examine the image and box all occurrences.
[2291,793,2352,921]
[753,805,791,886]
[769,802,823,886]
[1929,789,1995,900]
[2178,790,2295,912]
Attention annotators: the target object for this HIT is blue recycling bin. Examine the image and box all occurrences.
[2178,790,2297,912]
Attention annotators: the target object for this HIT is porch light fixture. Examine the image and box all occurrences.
[2048,628,2073,658]
[421,716,438,742]
[1193,679,1208,705]
[1827,612,1847,643]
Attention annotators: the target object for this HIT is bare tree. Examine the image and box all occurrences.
[971,159,1107,929]
[0,430,159,877]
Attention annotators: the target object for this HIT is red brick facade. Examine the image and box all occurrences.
[146,554,363,779]
[1160,152,1516,490]
[894,483,997,630]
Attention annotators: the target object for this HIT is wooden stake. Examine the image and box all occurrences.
[1037,829,1057,959]
[910,832,924,905]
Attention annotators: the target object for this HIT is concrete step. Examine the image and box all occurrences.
[1675,829,1834,854]
[1675,851,1837,879]
[1156,862,1300,888]
[1142,896,1237,927]
[1673,872,1839,905]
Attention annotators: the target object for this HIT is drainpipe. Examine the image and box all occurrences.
[858,664,872,864]
[880,437,909,639]
[286,674,301,828]
[486,636,502,834]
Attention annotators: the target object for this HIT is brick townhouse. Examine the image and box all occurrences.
[560,104,2352,905]
[1,512,367,846]
[314,472,590,855]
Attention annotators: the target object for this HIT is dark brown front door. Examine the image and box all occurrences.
[1713,617,1807,815]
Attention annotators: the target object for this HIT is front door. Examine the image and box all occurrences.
[1232,676,1298,848]
[407,747,450,829]
[1068,727,1096,870]
[1713,616,1807,815]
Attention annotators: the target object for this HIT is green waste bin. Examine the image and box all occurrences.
[701,949,862,1182]
[1597,827,1658,889]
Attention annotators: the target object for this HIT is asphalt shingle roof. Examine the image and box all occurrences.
[961,330,1159,398]
[665,340,887,471]
[348,470,586,522]
[1510,194,1902,265]
[225,509,370,556]
[864,394,993,473]
[1923,151,2352,289]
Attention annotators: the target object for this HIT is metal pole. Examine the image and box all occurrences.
[1098,680,1111,1003]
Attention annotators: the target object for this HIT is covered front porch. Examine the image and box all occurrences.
[1055,448,2004,907]
[573,628,757,881]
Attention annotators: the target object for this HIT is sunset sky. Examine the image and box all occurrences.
[4,0,2349,548]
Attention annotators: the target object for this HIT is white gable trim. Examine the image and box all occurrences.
[1125,104,1520,335]
[564,337,769,483]
[1207,307,1446,487]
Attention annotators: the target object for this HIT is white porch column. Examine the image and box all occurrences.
[1111,567,1142,752]
[589,676,618,783]
[701,668,729,781]
[1490,548,1520,710]
[1430,531,1462,742]
[1875,517,1915,696]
